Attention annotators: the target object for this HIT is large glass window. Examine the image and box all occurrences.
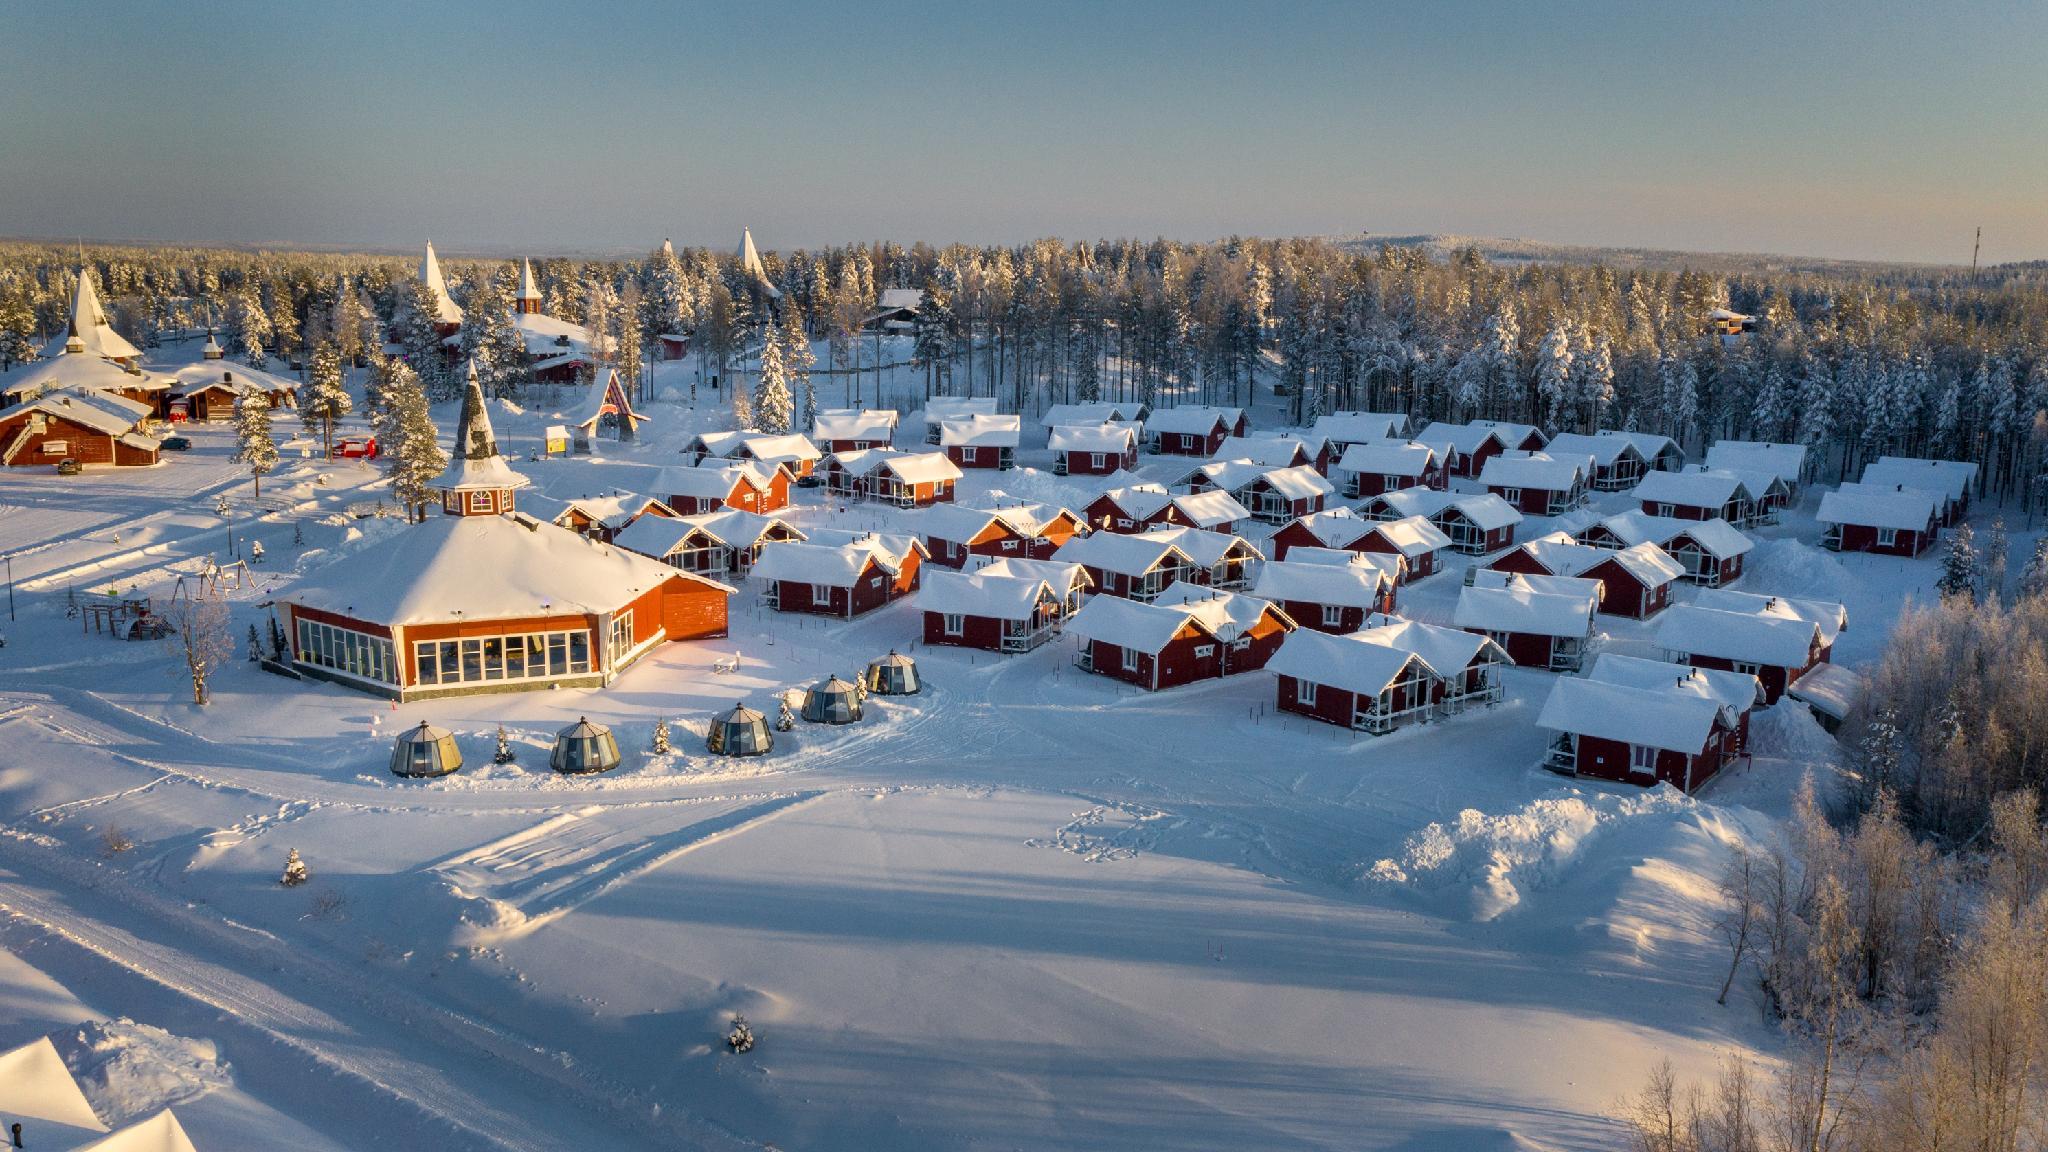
[294,618,397,685]
[608,612,634,665]
[409,627,599,687]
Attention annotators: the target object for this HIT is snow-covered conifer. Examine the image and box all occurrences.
[494,725,515,764]
[1534,322,1575,430]
[379,361,445,521]
[753,313,794,434]
[301,342,351,459]
[281,848,309,887]
[230,391,279,497]
[1936,524,1979,601]
[2019,539,2048,601]
[651,719,671,755]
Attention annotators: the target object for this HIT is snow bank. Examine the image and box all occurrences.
[1366,789,1692,921]
[52,1018,231,1127]
[1744,537,1860,602]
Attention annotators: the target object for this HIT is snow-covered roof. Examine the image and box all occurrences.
[1596,428,1680,461]
[6,349,176,400]
[1480,450,1586,491]
[1052,531,1192,577]
[1041,402,1138,428]
[920,502,1070,544]
[656,461,770,500]
[167,360,299,397]
[1596,541,1688,586]
[1654,605,1820,666]
[1414,421,1504,456]
[1150,583,1289,641]
[937,413,1022,448]
[1542,432,1638,469]
[1468,568,1605,602]
[1508,531,1611,577]
[1788,662,1865,721]
[1213,436,1305,468]
[1311,413,1405,444]
[976,555,1093,592]
[1692,587,1847,645]
[1048,423,1136,454]
[1706,441,1805,484]
[1817,484,1939,532]
[1590,511,1752,560]
[754,538,902,586]
[1634,467,1752,508]
[76,1108,199,1152]
[289,513,729,627]
[1170,488,1252,529]
[0,1036,108,1140]
[823,447,905,476]
[922,396,997,424]
[1267,628,1422,696]
[1064,593,1213,653]
[681,508,802,548]
[42,265,142,362]
[1454,581,1598,637]
[1335,441,1437,478]
[1285,547,1404,582]
[1356,613,1508,674]
[1136,525,1262,568]
[1094,482,1173,520]
[535,488,671,530]
[813,409,899,442]
[1470,419,1547,448]
[1370,488,1523,532]
[738,432,822,464]
[612,513,710,557]
[1147,405,1241,435]
[418,241,464,325]
[436,363,530,493]
[1284,507,1369,548]
[1363,515,1452,557]
[917,568,1056,618]
[1253,560,1389,608]
[511,309,593,358]
[1537,676,1731,754]
[804,527,927,564]
[688,429,755,458]
[0,384,155,438]
[878,451,964,485]
[877,287,925,312]
[1862,457,1978,504]
[1253,464,1335,500]
[1589,652,1762,714]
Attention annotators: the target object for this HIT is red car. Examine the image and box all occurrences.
[334,437,379,460]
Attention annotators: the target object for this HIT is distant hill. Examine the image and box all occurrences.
[1326,232,1972,277]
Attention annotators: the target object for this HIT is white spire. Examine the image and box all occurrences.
[51,264,142,362]
[435,358,528,499]
[418,241,464,326]
[516,258,541,301]
[658,237,675,259]
[737,227,782,299]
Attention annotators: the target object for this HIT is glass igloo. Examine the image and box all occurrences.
[707,704,774,756]
[550,717,622,774]
[800,675,864,724]
[390,721,462,778]
[863,650,920,696]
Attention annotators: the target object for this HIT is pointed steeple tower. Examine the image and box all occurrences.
[737,228,782,300]
[658,237,675,260]
[418,241,465,330]
[203,330,225,360]
[515,259,542,315]
[434,359,529,516]
[51,264,142,363]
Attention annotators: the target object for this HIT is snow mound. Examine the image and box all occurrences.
[1751,699,1843,765]
[1744,537,1859,601]
[1366,788,1692,921]
[493,396,526,416]
[51,1019,231,1127]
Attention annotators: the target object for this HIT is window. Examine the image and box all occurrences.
[1121,646,1140,672]
[1321,604,1345,628]
[999,539,1019,551]
[41,440,68,455]
[1090,453,1107,470]
[1116,517,1134,530]
[1876,527,1899,547]
[1732,660,1762,677]
[813,583,835,606]
[408,627,596,687]
[295,618,397,685]
[1630,744,1658,775]
[466,490,492,514]
[943,613,965,636]
[1193,644,1216,658]
[1497,487,1521,505]
[1297,680,1318,706]
[869,576,884,589]
[1653,502,1674,517]
[608,611,634,665]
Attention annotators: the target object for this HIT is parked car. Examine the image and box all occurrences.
[334,437,379,460]
[56,458,81,476]
[160,435,193,452]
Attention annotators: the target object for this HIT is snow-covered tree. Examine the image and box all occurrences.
[1984,517,2010,599]
[301,342,351,459]
[280,847,309,887]
[379,360,445,522]
[651,718,671,755]
[230,391,279,497]
[163,593,232,706]
[391,280,451,398]
[780,305,816,433]
[1533,322,1576,431]
[1578,335,1615,431]
[493,725,515,765]
[1936,523,1979,601]
[2020,539,2048,600]
[460,274,528,399]
[726,1015,754,1053]
[752,310,794,434]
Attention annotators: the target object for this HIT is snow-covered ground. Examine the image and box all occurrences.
[0,343,2004,1150]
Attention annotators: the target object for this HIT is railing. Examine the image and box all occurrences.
[1543,736,1578,774]
[1000,623,1055,652]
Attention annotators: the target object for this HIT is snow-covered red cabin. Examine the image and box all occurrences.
[869,451,963,506]
[1653,603,1826,704]
[1067,586,1293,691]
[655,461,790,514]
[1861,457,1976,526]
[938,413,1022,470]
[1596,429,1683,473]
[1085,483,1248,535]
[1542,432,1645,491]
[734,432,823,479]
[1212,435,1312,472]
[1176,459,1333,524]
[1538,677,1742,793]
[1485,531,1683,619]
[1453,574,1600,672]
[1051,532,1197,602]
[1041,401,1146,429]
[812,408,900,452]
[1145,406,1245,455]
[921,397,998,442]
[1310,412,1409,451]
[1590,652,1762,758]
[1269,615,1510,734]
[819,447,902,498]
[1817,483,1940,556]
[1634,467,1767,529]
[975,556,1093,615]
[0,387,160,468]
[1480,451,1590,516]
[1360,488,1522,555]
[1135,525,1263,590]
[167,362,299,421]
[1269,507,1372,561]
[1335,441,1445,497]
[921,503,1085,568]
[1353,516,1451,581]
[1252,560,1396,633]
[1049,423,1139,475]
[614,509,805,574]
[528,491,676,543]
[1415,422,1510,478]
[1705,441,1805,505]
[1574,511,1751,587]
[919,569,1064,653]
[752,533,927,618]
[682,429,754,465]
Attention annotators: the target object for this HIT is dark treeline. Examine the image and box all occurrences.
[5,237,2047,507]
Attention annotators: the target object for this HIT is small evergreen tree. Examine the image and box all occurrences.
[1936,524,1979,601]
[230,391,279,497]
[301,342,351,459]
[651,718,671,755]
[726,1015,754,1053]
[1984,517,2010,598]
[280,847,309,887]
[493,725,515,764]
[2020,539,2048,600]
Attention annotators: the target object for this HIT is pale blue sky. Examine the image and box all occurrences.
[3,0,2042,263]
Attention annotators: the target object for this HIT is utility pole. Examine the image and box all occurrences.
[1971,227,1982,283]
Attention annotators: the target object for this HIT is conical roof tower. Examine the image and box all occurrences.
[737,227,782,299]
[435,359,529,515]
[418,241,465,327]
[515,259,542,314]
[47,263,142,363]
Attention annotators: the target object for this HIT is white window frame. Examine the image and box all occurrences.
[607,610,634,665]
[1876,526,1899,547]
[1497,487,1521,506]
[1090,452,1107,470]
[1297,679,1318,706]
[1321,604,1345,628]
[1732,660,1762,677]
[812,583,835,606]
[1630,744,1658,775]
[1193,644,1216,659]
[466,489,492,513]
[943,612,965,636]
[1121,646,1140,672]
